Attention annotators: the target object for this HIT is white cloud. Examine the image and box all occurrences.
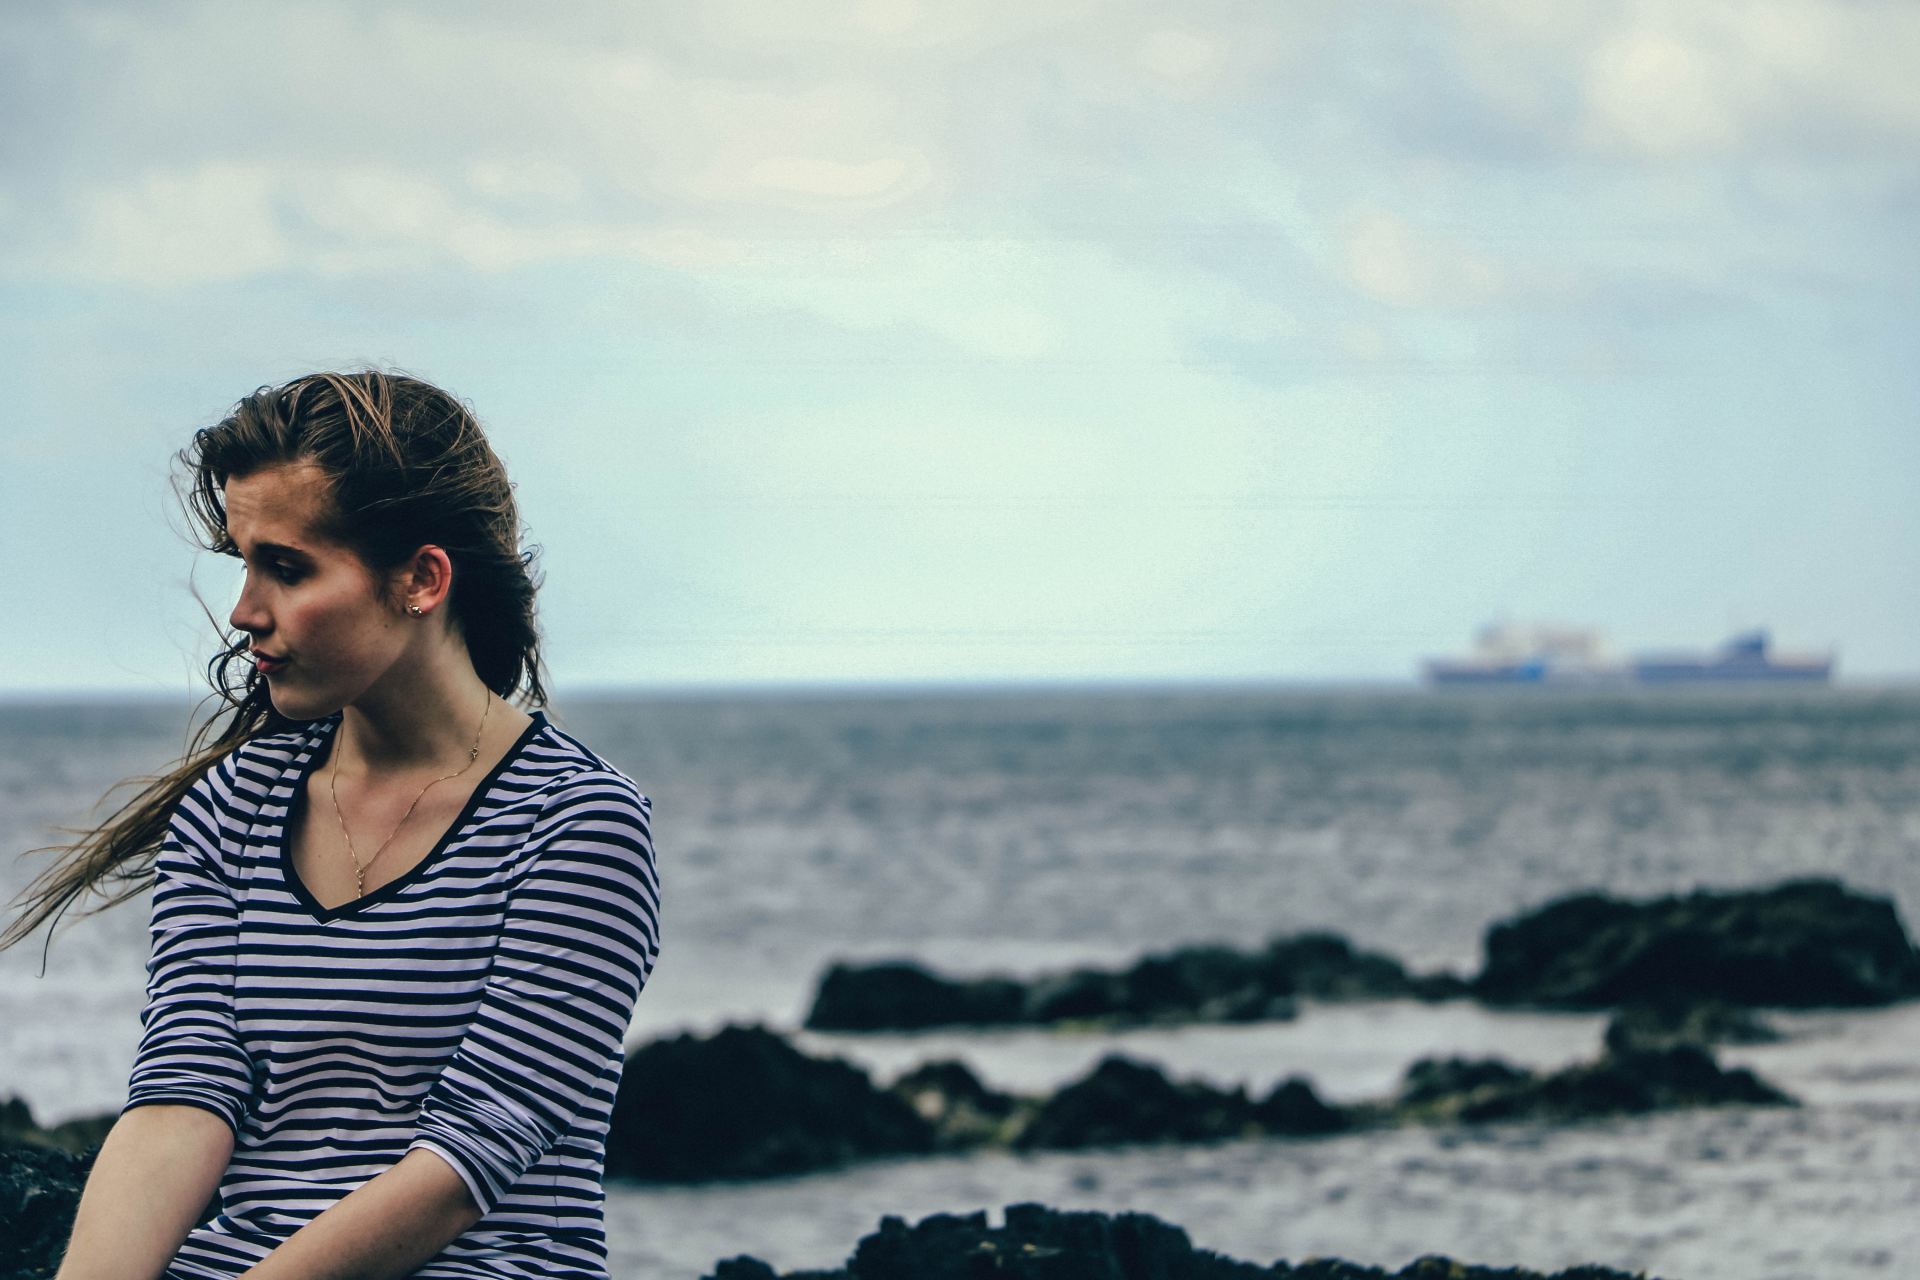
[1440,0,1920,159]
[1136,29,1227,93]
[1582,27,1744,155]
[1340,206,1508,309]
[53,163,292,287]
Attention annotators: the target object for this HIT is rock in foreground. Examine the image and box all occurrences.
[1474,877,1920,1008]
[703,1202,1667,1280]
[0,1141,93,1280]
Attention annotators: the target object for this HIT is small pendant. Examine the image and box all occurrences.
[469,746,480,762]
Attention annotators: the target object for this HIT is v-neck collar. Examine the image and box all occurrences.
[278,709,549,925]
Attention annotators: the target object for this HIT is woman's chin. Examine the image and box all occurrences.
[266,679,334,721]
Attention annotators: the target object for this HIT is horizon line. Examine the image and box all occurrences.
[1,671,1917,709]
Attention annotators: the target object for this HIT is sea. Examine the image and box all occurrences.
[2,684,1917,1279]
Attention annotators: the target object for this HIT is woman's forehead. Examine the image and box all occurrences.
[224,462,334,551]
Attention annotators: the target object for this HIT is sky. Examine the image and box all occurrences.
[2,0,1915,697]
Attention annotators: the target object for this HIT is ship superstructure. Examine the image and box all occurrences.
[1423,623,1627,686]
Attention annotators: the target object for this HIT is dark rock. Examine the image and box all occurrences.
[0,1097,114,1159]
[844,1204,1274,1280]
[807,961,1025,1031]
[1393,1047,1794,1125]
[708,1258,783,1280]
[1021,965,1136,1023]
[805,933,1464,1034]
[606,1020,1787,1186]
[1113,945,1289,1023]
[701,1202,1666,1280]
[605,1024,935,1183]
[1251,1078,1351,1135]
[1262,933,1469,1002]
[1396,1058,1533,1110]
[887,1060,1023,1150]
[1012,1054,1259,1150]
[1474,877,1920,1009]
[1603,1002,1783,1055]
[0,1141,94,1280]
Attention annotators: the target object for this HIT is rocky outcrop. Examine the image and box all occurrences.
[1602,1002,1781,1055]
[601,1021,1791,1181]
[807,933,1468,1033]
[0,1141,93,1280]
[703,1202,1665,1280]
[1473,877,1920,1009]
[807,962,1029,1031]
[0,1097,113,1159]
[1389,1046,1793,1125]
[1010,1055,1348,1151]
[809,878,1920,1036]
[605,1024,936,1183]
[888,1059,1025,1150]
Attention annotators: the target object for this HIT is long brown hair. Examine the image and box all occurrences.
[1,370,551,960]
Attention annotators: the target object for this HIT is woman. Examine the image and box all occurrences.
[6,372,661,1280]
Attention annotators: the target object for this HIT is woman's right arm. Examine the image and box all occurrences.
[56,1104,233,1280]
[59,749,260,1278]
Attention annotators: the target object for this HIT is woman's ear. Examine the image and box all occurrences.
[400,545,456,615]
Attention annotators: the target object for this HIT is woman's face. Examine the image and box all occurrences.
[224,460,408,719]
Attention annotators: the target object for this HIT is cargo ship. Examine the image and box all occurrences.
[1423,625,1833,686]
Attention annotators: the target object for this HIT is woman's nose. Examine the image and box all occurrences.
[229,574,268,635]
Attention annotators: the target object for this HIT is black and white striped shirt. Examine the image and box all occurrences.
[123,709,661,1280]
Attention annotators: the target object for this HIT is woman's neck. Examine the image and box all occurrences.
[337,683,496,776]
[329,626,504,770]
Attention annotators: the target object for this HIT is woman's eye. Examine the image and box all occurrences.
[270,562,302,583]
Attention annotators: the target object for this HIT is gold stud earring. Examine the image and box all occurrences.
[408,604,424,616]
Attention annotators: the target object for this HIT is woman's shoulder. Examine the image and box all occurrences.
[182,717,325,809]
[221,718,328,790]
[517,713,652,813]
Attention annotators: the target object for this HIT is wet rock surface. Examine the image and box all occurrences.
[0,1097,112,1158]
[810,878,1920,1036]
[702,1202,1666,1280]
[807,933,1467,1033]
[1473,877,1920,1008]
[1602,1001,1782,1055]
[888,1059,1024,1150]
[606,1024,936,1183]
[600,1022,1792,1181]
[1011,1055,1349,1151]
[0,1137,93,1280]
[1388,1046,1794,1125]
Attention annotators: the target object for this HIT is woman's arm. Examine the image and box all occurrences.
[405,771,658,1218]
[55,1104,233,1280]
[64,749,262,1278]
[231,1149,481,1280]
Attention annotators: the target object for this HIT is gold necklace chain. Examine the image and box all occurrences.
[329,688,494,900]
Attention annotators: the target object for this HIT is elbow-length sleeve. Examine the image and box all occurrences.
[121,749,259,1135]
[408,771,660,1217]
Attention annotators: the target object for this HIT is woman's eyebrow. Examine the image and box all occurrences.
[245,540,313,560]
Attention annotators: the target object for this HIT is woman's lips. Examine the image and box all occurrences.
[255,655,289,674]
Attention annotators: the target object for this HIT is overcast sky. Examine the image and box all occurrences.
[2,0,1915,698]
